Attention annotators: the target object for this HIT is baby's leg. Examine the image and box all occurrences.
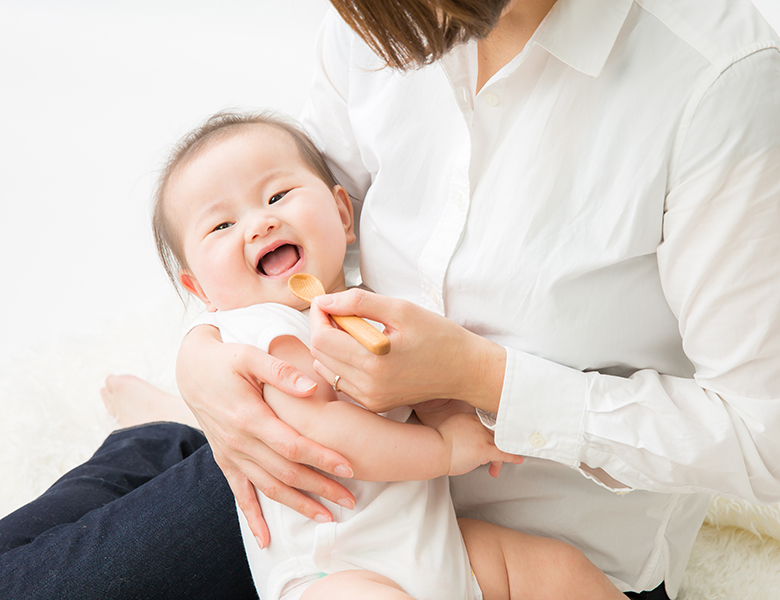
[101,374,199,429]
[300,570,414,600]
[458,518,626,600]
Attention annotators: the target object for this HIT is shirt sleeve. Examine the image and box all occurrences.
[492,47,780,503]
[300,9,371,284]
[300,9,372,201]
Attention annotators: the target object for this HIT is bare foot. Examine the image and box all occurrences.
[101,374,199,429]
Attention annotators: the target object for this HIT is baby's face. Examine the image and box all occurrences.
[169,124,355,311]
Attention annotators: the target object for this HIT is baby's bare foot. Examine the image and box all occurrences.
[101,374,199,429]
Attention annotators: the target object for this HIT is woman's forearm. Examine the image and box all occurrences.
[452,328,506,414]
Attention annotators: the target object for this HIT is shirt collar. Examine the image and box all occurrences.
[533,0,634,77]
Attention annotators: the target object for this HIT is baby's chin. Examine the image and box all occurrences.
[323,276,349,295]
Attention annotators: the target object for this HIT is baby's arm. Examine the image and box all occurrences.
[413,398,512,478]
[264,335,520,482]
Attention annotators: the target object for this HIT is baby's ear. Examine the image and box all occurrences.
[180,271,217,312]
[333,185,356,244]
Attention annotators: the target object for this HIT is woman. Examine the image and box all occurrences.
[176,0,780,597]
[2,0,778,598]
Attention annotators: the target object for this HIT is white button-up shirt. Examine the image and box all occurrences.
[301,0,780,594]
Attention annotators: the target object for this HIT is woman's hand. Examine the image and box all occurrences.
[308,289,507,414]
[176,325,356,548]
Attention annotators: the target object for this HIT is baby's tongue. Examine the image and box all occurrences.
[259,244,299,276]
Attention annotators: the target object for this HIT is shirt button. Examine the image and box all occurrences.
[529,433,546,448]
[454,192,464,207]
[482,92,500,106]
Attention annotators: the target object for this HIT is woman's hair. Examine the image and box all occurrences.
[152,111,338,290]
[329,0,511,69]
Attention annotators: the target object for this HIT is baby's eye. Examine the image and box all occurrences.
[211,222,233,232]
[268,190,289,205]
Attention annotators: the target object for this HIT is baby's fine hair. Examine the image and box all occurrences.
[152,111,339,290]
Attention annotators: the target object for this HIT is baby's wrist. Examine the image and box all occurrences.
[433,423,457,476]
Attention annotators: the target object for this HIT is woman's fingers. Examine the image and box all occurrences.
[241,392,354,480]
[311,289,506,415]
[214,416,356,518]
[233,339,317,397]
[178,326,317,407]
[183,334,354,478]
[308,298,372,368]
[216,437,356,533]
[309,291,455,412]
[231,442,356,521]
[313,287,390,322]
[222,465,270,548]
[308,302,384,407]
[310,289,400,364]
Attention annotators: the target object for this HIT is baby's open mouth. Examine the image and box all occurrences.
[257,244,301,277]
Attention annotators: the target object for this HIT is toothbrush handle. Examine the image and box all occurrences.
[331,315,391,355]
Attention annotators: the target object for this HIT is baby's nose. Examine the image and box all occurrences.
[245,212,278,241]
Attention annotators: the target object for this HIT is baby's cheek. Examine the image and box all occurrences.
[201,261,245,305]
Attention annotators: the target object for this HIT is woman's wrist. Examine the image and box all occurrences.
[455,330,506,414]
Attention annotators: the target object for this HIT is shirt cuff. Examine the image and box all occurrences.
[492,347,589,467]
[476,408,497,430]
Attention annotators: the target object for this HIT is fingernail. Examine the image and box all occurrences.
[314,514,331,524]
[334,464,354,478]
[255,536,265,550]
[315,295,334,308]
[337,497,355,510]
[295,376,316,392]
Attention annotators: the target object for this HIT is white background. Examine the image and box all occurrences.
[0,0,778,367]
[0,0,330,366]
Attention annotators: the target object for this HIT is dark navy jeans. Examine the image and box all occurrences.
[0,423,257,599]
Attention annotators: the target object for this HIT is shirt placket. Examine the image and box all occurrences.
[417,47,476,315]
[417,43,517,315]
[417,149,472,314]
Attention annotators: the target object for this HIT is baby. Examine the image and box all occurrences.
[151,111,624,600]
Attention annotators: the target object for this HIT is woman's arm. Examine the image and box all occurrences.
[489,48,780,502]
[176,324,357,545]
[307,50,780,503]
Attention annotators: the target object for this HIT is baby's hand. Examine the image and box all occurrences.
[436,413,523,477]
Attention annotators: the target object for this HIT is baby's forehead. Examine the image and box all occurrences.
[226,123,305,164]
[179,123,296,173]
[226,122,296,146]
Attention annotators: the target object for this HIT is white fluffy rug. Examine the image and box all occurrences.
[2,299,779,598]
